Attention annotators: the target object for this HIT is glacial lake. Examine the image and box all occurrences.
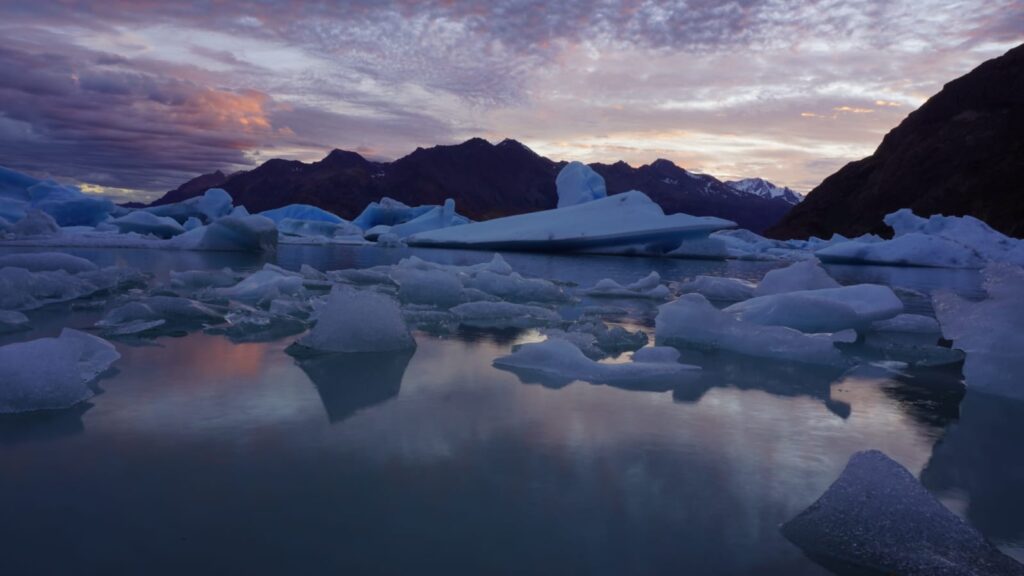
[1,244,1021,575]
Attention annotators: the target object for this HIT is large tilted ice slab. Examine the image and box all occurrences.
[782,450,1023,576]
[0,329,120,413]
[291,286,415,354]
[932,263,1024,401]
[494,338,698,386]
[655,293,844,365]
[408,191,734,254]
[725,284,903,333]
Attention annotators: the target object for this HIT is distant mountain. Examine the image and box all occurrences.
[153,138,797,232]
[726,178,803,205]
[768,43,1024,240]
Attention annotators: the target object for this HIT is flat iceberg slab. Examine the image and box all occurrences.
[782,450,1023,576]
[408,191,733,254]
[292,286,415,353]
[725,284,903,333]
[933,263,1024,400]
[0,328,119,413]
[494,338,698,387]
[655,293,844,365]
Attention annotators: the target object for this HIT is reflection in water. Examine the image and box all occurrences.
[0,402,92,445]
[296,349,414,423]
[922,392,1024,549]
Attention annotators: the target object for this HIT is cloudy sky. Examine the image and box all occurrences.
[1,1,1021,201]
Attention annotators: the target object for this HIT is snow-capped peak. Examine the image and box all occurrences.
[725,178,804,205]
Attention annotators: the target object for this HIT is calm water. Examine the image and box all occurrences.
[1,245,1021,575]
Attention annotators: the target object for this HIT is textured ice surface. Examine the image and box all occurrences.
[677,275,756,302]
[0,265,145,311]
[0,309,30,333]
[149,188,233,224]
[556,161,607,208]
[583,272,670,299]
[173,214,278,253]
[463,270,567,303]
[782,450,1024,576]
[494,338,698,386]
[656,293,844,365]
[0,328,119,413]
[408,191,733,254]
[216,265,304,305]
[385,199,471,238]
[817,233,986,268]
[933,263,1024,400]
[276,218,362,239]
[96,296,224,336]
[293,285,415,353]
[725,284,903,333]
[754,258,840,296]
[110,211,185,238]
[6,209,60,237]
[392,267,465,308]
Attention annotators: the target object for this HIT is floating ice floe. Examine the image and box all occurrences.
[96,296,225,336]
[677,275,756,302]
[450,301,561,329]
[556,161,607,208]
[815,209,1024,268]
[352,197,434,230]
[753,258,839,296]
[0,309,30,333]
[494,338,698,387]
[782,450,1023,575]
[259,204,344,224]
[725,284,903,334]
[582,271,670,299]
[109,211,185,238]
[655,293,844,365]
[171,213,278,253]
[933,263,1024,401]
[0,252,97,273]
[542,320,648,359]
[0,328,119,413]
[0,264,146,311]
[291,285,415,354]
[214,265,305,305]
[408,190,733,255]
[377,199,471,239]
[147,188,233,224]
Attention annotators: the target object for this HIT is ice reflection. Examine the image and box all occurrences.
[296,349,414,423]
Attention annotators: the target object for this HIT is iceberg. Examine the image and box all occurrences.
[582,272,670,300]
[781,450,1023,576]
[494,338,698,387]
[816,233,986,268]
[6,209,60,237]
[259,204,344,224]
[392,267,465,308]
[556,161,606,208]
[172,213,278,253]
[27,181,115,226]
[352,197,433,230]
[677,275,756,302]
[109,211,185,238]
[407,191,734,255]
[96,296,225,336]
[450,301,561,329]
[0,265,145,311]
[291,286,415,354]
[276,218,363,239]
[148,188,233,224]
[215,265,304,305]
[655,293,844,365]
[933,263,1024,400]
[0,328,119,413]
[382,199,471,239]
[724,284,903,333]
[753,258,839,296]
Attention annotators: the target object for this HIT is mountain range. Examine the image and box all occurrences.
[153,139,800,233]
[769,43,1024,240]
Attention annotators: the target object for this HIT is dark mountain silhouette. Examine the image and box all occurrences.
[768,43,1024,240]
[152,138,796,232]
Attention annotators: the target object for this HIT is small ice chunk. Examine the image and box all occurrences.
[96,296,224,336]
[494,338,698,386]
[655,294,844,365]
[754,258,840,296]
[391,267,465,308]
[216,266,304,305]
[781,450,1023,576]
[583,272,670,299]
[110,211,185,238]
[725,284,903,333]
[0,309,30,333]
[463,271,567,303]
[0,252,97,274]
[871,313,941,335]
[0,328,119,413]
[292,286,415,353]
[450,301,561,329]
[556,161,607,208]
[677,275,756,302]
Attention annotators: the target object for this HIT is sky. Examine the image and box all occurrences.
[0,1,1021,202]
